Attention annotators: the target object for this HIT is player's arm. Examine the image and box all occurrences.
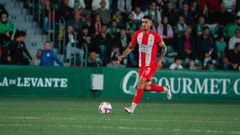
[157,41,167,69]
[118,45,134,62]
[158,41,167,61]
[118,31,137,62]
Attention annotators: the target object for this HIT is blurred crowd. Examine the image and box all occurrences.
[0,0,240,70]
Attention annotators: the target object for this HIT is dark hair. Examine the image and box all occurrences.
[143,15,152,21]
[1,11,8,18]
[198,15,205,20]
[207,60,213,65]
[19,31,26,36]
[111,56,118,61]
[202,26,210,31]
[151,1,157,5]
[182,2,189,6]
[15,30,26,38]
[119,26,126,30]
[235,16,240,21]
[235,42,240,48]
[15,30,21,38]
[175,55,183,61]
[101,24,108,28]
[82,25,89,29]
[218,34,224,39]
[45,41,51,45]
[111,19,117,22]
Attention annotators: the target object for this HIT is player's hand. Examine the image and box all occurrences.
[118,55,124,63]
[31,60,35,65]
[10,35,14,40]
[157,60,163,70]
[7,56,11,61]
[232,63,238,69]
[6,32,10,37]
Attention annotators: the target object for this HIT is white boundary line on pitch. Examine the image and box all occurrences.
[115,118,240,124]
[0,123,240,134]
[1,116,240,124]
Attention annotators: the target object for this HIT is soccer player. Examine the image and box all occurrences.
[118,16,172,114]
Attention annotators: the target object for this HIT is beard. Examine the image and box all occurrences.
[142,26,149,31]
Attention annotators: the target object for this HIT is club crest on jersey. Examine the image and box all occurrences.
[149,35,154,45]
[149,37,154,43]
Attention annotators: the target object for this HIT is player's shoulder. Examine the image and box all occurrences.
[134,29,144,35]
[150,31,163,43]
[150,30,162,39]
[150,30,161,37]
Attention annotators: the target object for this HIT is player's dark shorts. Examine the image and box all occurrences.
[139,66,157,81]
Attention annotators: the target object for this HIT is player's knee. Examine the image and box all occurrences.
[144,85,151,90]
[138,78,147,88]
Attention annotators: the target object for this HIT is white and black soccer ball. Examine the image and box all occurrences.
[98,102,112,114]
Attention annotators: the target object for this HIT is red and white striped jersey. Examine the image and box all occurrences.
[130,30,162,68]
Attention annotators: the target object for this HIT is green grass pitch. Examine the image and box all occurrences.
[0,97,239,135]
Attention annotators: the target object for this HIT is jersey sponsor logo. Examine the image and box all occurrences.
[139,44,147,52]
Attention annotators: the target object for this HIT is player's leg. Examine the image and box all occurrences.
[133,77,148,104]
[144,67,172,100]
[132,67,146,104]
[145,83,164,92]
[145,83,172,100]
[124,76,148,114]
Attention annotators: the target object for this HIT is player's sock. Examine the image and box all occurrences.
[166,85,172,100]
[124,101,138,114]
[133,88,144,104]
[130,102,137,111]
[163,86,169,92]
[149,84,167,92]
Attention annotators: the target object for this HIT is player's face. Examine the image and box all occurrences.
[142,19,152,31]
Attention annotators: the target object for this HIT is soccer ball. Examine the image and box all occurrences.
[98,102,112,114]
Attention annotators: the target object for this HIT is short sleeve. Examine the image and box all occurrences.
[130,31,138,46]
[155,34,163,45]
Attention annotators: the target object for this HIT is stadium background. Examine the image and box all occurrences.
[0,0,240,135]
